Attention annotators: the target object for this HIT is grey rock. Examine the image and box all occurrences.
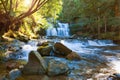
[53,42,72,56]
[2,69,21,80]
[47,59,69,76]
[22,51,47,75]
[9,69,21,80]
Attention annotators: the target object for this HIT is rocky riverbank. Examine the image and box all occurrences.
[0,39,120,80]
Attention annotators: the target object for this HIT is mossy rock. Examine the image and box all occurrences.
[37,46,52,56]
[54,42,72,56]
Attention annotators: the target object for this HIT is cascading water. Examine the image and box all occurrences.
[20,40,38,60]
[46,22,70,37]
[60,39,120,74]
[17,38,120,79]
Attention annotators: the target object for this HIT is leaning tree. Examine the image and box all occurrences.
[0,0,49,37]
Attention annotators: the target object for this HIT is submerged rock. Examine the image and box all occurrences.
[81,53,107,64]
[22,51,47,75]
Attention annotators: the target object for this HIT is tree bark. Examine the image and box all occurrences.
[114,0,120,17]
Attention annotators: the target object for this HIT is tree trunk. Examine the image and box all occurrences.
[97,8,101,39]
[104,16,107,33]
[114,0,120,17]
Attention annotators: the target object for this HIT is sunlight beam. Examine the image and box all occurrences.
[24,0,31,6]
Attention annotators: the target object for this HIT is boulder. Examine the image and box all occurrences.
[54,42,72,56]
[37,45,52,56]
[66,51,81,60]
[22,51,47,75]
[3,69,21,80]
[47,59,69,76]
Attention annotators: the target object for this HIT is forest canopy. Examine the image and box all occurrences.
[0,0,62,40]
[0,0,120,40]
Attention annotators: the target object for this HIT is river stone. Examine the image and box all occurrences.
[6,62,18,70]
[9,39,25,51]
[47,59,69,76]
[22,51,47,75]
[107,73,120,80]
[5,51,18,60]
[3,69,21,80]
[66,51,81,60]
[37,45,52,56]
[54,42,72,56]
[4,47,23,61]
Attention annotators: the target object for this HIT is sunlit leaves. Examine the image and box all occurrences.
[40,0,62,21]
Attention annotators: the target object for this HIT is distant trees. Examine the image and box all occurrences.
[59,0,120,39]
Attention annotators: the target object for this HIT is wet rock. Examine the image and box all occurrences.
[107,73,120,80]
[9,39,25,51]
[67,60,95,77]
[81,53,107,64]
[93,73,110,80]
[37,41,54,46]
[5,51,18,60]
[47,59,69,76]
[6,62,18,70]
[68,75,87,80]
[4,48,23,60]
[113,73,120,78]
[16,35,29,43]
[22,51,47,75]
[66,51,81,60]
[37,45,52,56]
[40,42,49,46]
[3,69,21,80]
[54,42,72,56]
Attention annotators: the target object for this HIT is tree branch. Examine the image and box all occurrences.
[9,0,12,13]
[0,0,8,14]
[12,0,49,24]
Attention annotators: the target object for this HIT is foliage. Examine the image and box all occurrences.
[0,0,62,39]
[40,0,62,21]
[59,0,120,40]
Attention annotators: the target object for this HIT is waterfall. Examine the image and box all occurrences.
[46,22,70,37]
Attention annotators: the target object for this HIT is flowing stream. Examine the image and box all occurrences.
[19,22,120,79]
[21,39,120,74]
